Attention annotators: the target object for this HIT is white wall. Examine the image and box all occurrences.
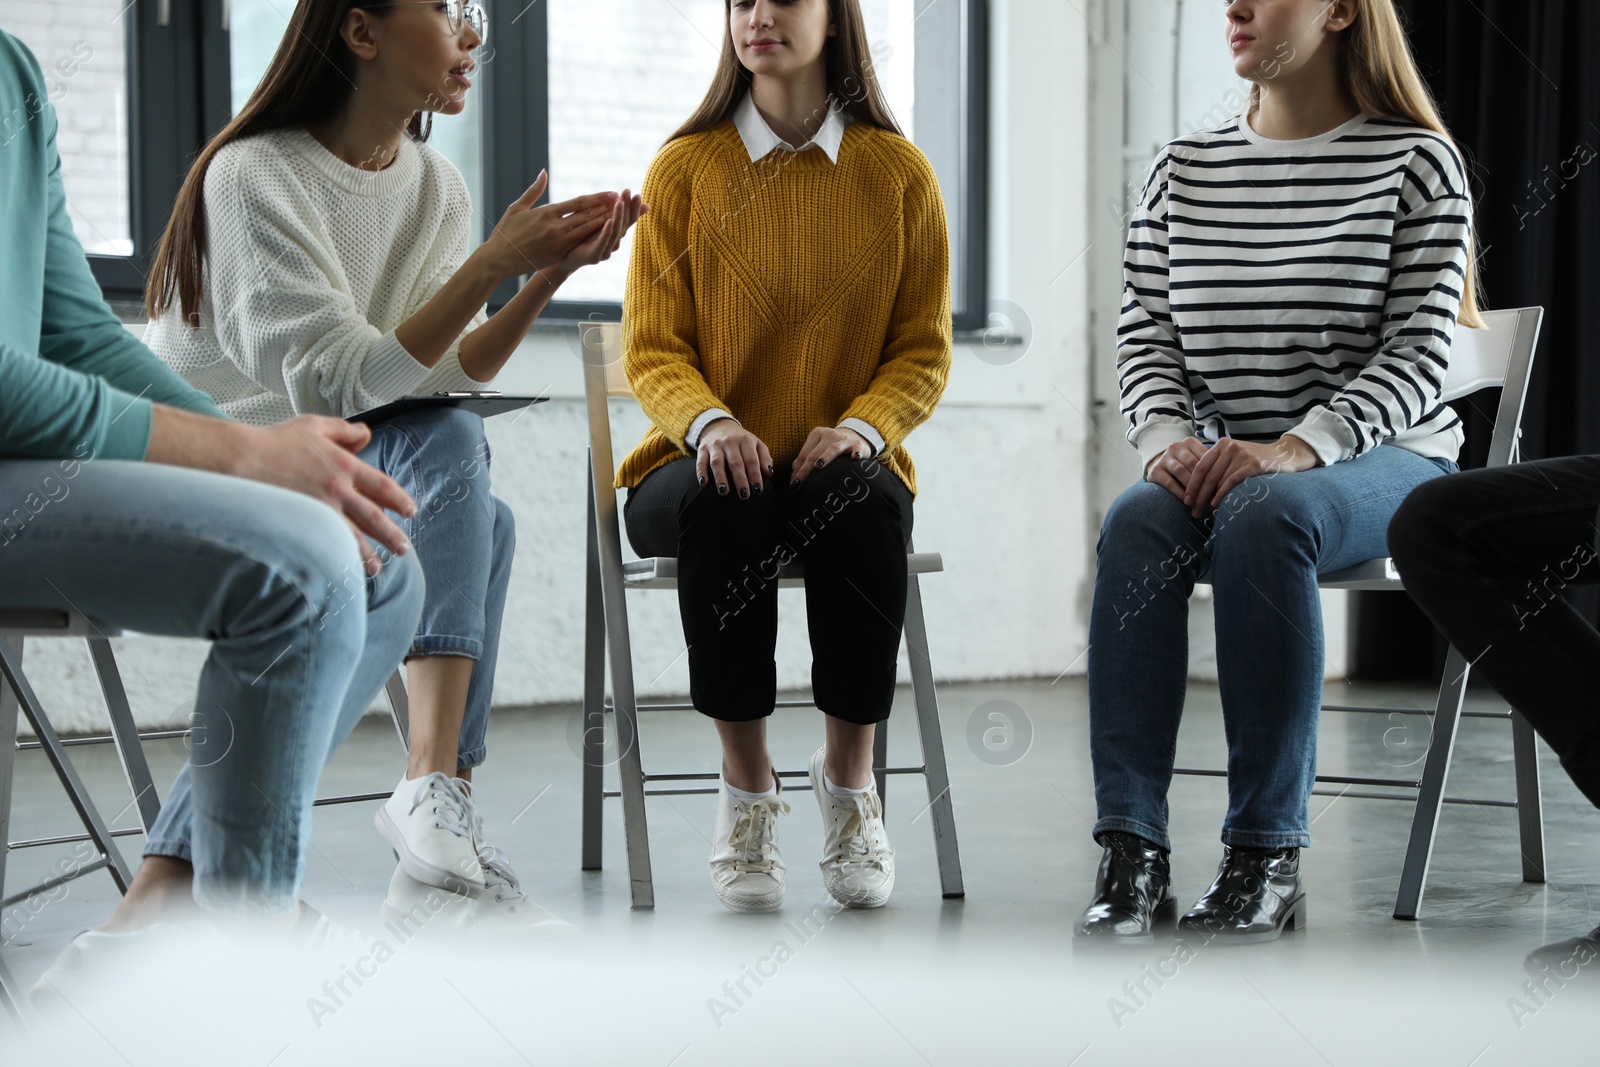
[22,0,1101,734]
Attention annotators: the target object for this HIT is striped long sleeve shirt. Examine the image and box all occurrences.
[1117,112,1470,471]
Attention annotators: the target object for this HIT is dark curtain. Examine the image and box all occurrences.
[1350,0,1600,679]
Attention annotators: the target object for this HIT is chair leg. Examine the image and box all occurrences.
[1394,645,1471,920]
[0,637,19,903]
[85,638,162,835]
[901,572,965,899]
[0,637,132,892]
[591,469,654,909]
[581,481,606,872]
[384,670,411,752]
[1510,711,1546,883]
[872,716,888,810]
[0,952,27,1032]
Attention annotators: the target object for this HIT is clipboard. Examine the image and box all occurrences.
[349,392,548,427]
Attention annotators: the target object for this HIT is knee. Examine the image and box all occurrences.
[790,459,899,525]
[685,474,779,532]
[248,499,370,637]
[412,408,492,480]
[492,495,516,553]
[1098,482,1191,559]
[1387,478,1454,569]
[1210,477,1310,557]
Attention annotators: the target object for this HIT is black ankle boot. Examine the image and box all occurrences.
[1177,845,1305,945]
[1074,832,1175,941]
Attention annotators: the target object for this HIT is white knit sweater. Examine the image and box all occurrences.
[146,127,489,425]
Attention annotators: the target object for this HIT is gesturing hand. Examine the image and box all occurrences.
[238,417,417,576]
[1184,434,1319,517]
[790,426,871,488]
[485,171,619,280]
[557,190,647,273]
[696,419,774,500]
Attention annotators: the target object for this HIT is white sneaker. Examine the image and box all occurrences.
[473,846,576,936]
[27,922,229,1015]
[378,855,575,940]
[808,746,895,908]
[709,775,790,913]
[375,772,487,896]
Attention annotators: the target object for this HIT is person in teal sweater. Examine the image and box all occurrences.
[0,27,424,983]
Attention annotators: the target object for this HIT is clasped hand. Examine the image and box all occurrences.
[1147,434,1319,517]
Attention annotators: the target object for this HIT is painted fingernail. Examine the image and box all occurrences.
[698,476,706,486]
[767,465,776,475]
[739,487,750,500]
[790,478,800,488]
[816,459,826,469]
[752,484,763,495]
[718,483,729,495]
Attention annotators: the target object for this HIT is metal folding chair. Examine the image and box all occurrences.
[1175,306,1546,919]
[576,322,965,909]
[0,611,412,919]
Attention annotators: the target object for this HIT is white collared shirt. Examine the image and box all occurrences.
[730,89,851,163]
[685,94,884,459]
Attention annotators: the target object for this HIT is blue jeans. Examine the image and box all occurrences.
[0,459,423,919]
[1088,445,1456,852]
[359,407,514,770]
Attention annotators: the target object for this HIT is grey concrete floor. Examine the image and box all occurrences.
[2,678,1596,1065]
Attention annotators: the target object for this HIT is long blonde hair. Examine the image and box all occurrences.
[1253,0,1484,327]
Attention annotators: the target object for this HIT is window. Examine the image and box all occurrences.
[13,0,986,327]
[1,3,134,256]
[545,0,919,306]
[228,1,486,243]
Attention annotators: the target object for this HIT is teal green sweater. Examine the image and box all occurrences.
[0,30,220,461]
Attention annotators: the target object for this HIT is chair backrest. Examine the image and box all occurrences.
[579,320,628,486]
[1439,306,1543,468]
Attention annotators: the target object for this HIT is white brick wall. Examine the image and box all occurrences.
[0,1,132,255]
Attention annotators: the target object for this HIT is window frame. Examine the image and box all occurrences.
[88,0,989,329]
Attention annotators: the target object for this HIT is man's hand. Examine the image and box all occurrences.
[147,407,416,575]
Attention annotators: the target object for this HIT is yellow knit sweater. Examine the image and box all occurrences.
[617,120,953,497]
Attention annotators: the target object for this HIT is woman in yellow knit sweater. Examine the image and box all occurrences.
[619,0,952,914]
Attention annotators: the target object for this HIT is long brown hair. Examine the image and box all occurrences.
[1252,0,1484,327]
[145,1,428,325]
[669,0,903,144]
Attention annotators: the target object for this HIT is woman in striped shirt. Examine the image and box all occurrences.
[1076,0,1480,944]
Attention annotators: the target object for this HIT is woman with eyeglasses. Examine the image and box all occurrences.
[145,0,643,933]
[619,0,951,913]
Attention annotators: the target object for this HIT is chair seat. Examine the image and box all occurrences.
[622,552,946,590]
[0,609,120,638]
[1195,556,1400,592]
[1316,557,1401,590]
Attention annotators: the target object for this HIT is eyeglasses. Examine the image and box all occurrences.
[360,2,489,46]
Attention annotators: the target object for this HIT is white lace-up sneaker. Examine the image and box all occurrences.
[375,772,487,896]
[808,746,895,908]
[473,846,576,936]
[709,775,790,913]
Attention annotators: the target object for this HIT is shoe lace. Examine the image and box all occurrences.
[727,796,789,874]
[408,772,474,840]
[477,845,525,907]
[832,792,888,865]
